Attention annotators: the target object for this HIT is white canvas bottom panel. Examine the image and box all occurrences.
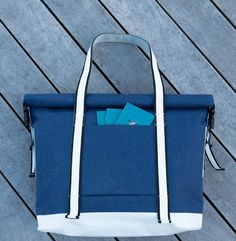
[37,212,202,237]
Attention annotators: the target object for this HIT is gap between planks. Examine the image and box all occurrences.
[154,0,236,94]
[0,167,56,241]
[209,0,236,30]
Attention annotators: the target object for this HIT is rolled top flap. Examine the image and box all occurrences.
[24,94,214,109]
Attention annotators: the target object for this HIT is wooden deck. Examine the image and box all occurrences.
[0,0,235,240]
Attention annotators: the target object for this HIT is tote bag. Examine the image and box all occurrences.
[23,33,217,236]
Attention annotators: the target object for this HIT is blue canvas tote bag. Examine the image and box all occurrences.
[23,33,221,236]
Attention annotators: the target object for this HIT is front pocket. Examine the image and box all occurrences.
[80,125,157,196]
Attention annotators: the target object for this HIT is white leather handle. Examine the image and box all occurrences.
[66,33,170,223]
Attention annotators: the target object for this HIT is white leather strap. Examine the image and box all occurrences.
[27,106,36,178]
[205,131,224,171]
[66,33,170,223]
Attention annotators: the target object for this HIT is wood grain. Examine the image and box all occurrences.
[0,100,50,241]
[0,0,115,94]
[0,174,53,241]
[0,25,55,116]
[157,0,236,90]
[179,201,236,241]
[204,136,236,228]
[41,0,163,94]
[212,0,236,26]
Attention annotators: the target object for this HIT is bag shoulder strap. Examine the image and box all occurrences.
[66,33,170,223]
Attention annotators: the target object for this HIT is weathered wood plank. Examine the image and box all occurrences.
[40,0,163,94]
[0,100,35,207]
[0,0,114,95]
[43,0,236,230]
[212,0,236,26]
[179,200,236,241]
[157,0,236,91]
[0,174,52,241]
[0,25,55,116]
[0,16,115,118]
[101,0,236,163]
[204,136,236,228]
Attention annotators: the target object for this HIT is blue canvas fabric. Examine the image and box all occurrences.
[24,94,214,216]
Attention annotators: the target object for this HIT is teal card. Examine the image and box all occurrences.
[96,111,106,125]
[115,103,155,126]
[105,108,122,125]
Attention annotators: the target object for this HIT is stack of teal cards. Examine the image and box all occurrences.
[96,103,155,126]
[97,108,122,125]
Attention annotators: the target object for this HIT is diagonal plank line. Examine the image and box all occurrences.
[211,131,236,162]
[96,0,180,94]
[0,93,56,241]
[40,0,121,94]
[0,20,60,93]
[154,0,236,94]
[203,193,236,233]
[41,0,179,95]
[209,0,236,30]
[174,234,182,241]
[97,0,129,34]
[0,93,26,129]
[0,168,56,241]
[97,0,235,162]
